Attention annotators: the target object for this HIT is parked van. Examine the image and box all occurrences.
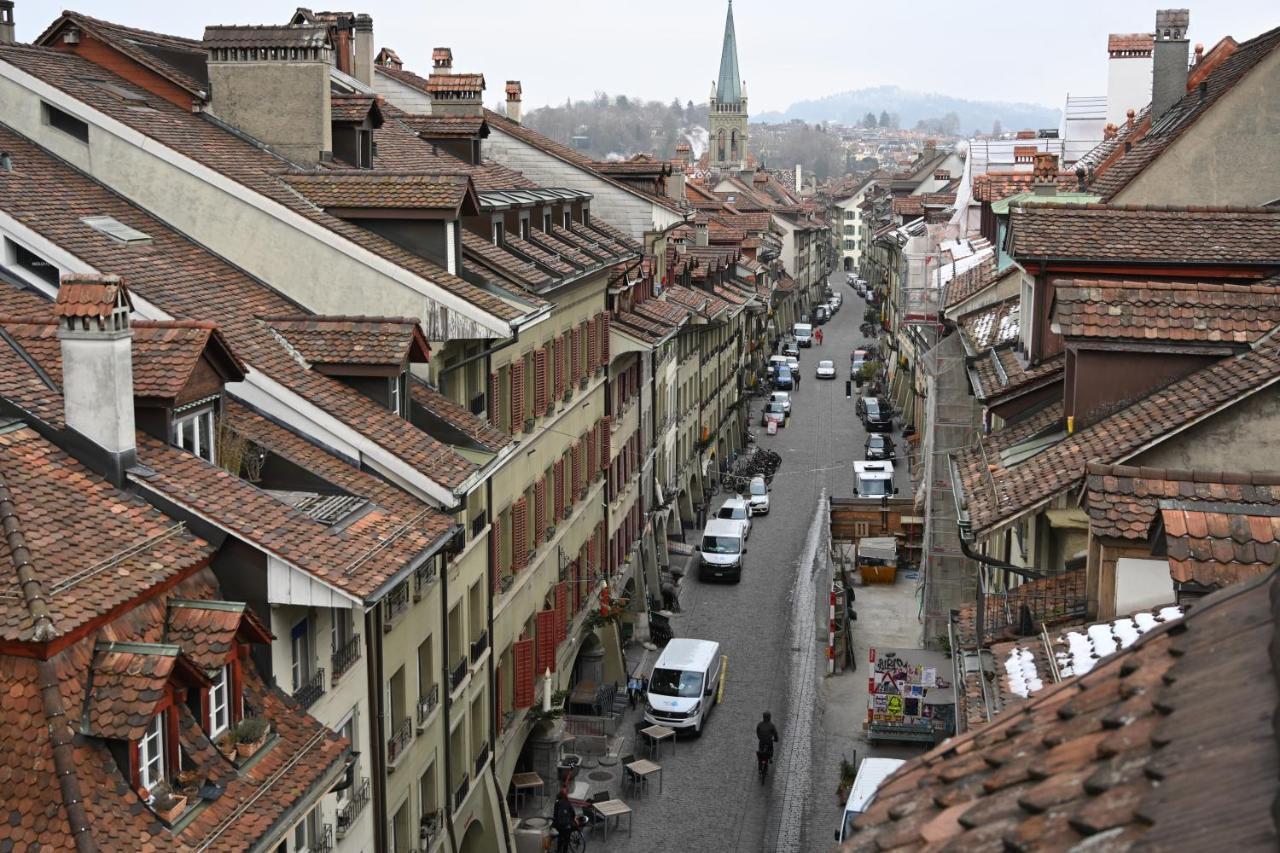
[835,758,906,842]
[644,638,724,735]
[853,460,895,499]
[793,322,814,347]
[699,518,745,582]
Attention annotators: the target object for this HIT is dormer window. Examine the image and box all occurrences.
[139,712,168,791]
[492,221,503,246]
[543,212,552,233]
[208,664,232,738]
[173,400,217,463]
[390,372,406,417]
[520,217,530,240]
[563,211,571,229]
[583,209,590,227]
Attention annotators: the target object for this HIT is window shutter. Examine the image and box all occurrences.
[586,430,597,486]
[512,497,528,572]
[601,417,612,468]
[555,582,569,644]
[534,477,547,547]
[553,336,566,400]
[488,371,501,428]
[509,359,526,434]
[513,639,534,708]
[534,347,548,416]
[586,532,597,581]
[570,327,582,385]
[571,440,582,499]
[554,458,566,520]
[587,317,598,372]
[490,513,503,594]
[600,312,611,365]
[536,609,557,674]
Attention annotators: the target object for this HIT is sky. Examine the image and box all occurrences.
[13,1,1276,113]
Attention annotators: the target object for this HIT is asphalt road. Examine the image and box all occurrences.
[605,276,887,852]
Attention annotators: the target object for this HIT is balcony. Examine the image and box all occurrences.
[335,777,370,839]
[416,683,440,729]
[449,658,468,694]
[452,775,470,814]
[331,635,362,682]
[413,560,438,600]
[470,631,488,665]
[470,511,487,540]
[386,717,414,770]
[292,668,325,710]
[315,824,334,853]
[383,583,410,632]
[474,743,490,777]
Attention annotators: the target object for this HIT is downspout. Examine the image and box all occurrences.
[364,603,387,853]
[485,469,514,852]
[440,500,458,853]
[959,536,1045,649]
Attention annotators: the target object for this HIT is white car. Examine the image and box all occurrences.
[785,355,800,373]
[816,359,836,379]
[769,391,792,414]
[715,496,752,539]
[747,475,770,515]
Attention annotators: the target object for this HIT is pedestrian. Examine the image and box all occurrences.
[552,790,577,853]
[816,328,824,346]
[627,674,643,708]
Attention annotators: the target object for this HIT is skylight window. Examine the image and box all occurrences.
[82,216,152,245]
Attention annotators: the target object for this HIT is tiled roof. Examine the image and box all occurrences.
[958,297,1019,352]
[281,172,470,210]
[34,11,208,97]
[969,348,1063,404]
[1094,25,1280,200]
[1009,204,1280,265]
[957,340,1280,537]
[264,315,429,366]
[54,275,130,320]
[942,256,1000,309]
[0,427,213,643]
[0,45,521,322]
[164,599,271,676]
[1161,502,1280,586]
[1085,461,1280,541]
[83,642,207,740]
[971,171,1078,203]
[330,93,381,124]
[202,23,330,49]
[0,125,482,489]
[635,297,691,326]
[1052,280,1280,344]
[844,568,1280,851]
[425,73,485,94]
[462,230,555,290]
[399,114,488,139]
[407,379,511,452]
[1108,32,1153,54]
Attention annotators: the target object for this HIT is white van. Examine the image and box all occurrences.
[644,639,723,735]
[699,518,745,582]
[793,322,813,347]
[853,460,895,499]
[835,757,906,842]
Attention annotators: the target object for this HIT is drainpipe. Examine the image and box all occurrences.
[959,536,1044,647]
[364,604,387,853]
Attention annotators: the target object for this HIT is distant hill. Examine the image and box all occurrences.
[755,85,1060,133]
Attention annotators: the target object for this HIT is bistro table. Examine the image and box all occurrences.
[625,759,663,796]
[640,724,675,759]
[592,799,633,840]
[510,771,544,816]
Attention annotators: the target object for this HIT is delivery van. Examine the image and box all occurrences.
[793,322,814,347]
[644,638,723,736]
[835,757,906,842]
[698,518,745,582]
[854,460,895,499]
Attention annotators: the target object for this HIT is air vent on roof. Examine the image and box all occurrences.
[81,216,152,245]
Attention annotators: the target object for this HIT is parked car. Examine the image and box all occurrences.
[769,391,792,414]
[827,298,840,315]
[747,475,770,515]
[816,359,836,379]
[865,433,895,461]
[785,355,800,373]
[774,366,794,390]
[814,306,830,324]
[783,339,800,358]
[761,400,788,428]
[851,349,869,379]
[856,396,893,432]
[716,495,752,539]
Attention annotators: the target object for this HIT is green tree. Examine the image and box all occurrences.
[878,110,891,127]
[863,112,877,128]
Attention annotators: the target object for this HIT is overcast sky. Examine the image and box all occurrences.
[13,1,1276,112]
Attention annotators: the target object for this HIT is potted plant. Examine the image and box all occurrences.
[150,781,188,824]
[523,418,535,434]
[235,717,270,758]
[216,730,238,761]
[837,757,858,803]
[175,768,202,800]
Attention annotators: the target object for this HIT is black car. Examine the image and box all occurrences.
[783,340,800,358]
[856,396,893,432]
[865,433,895,461]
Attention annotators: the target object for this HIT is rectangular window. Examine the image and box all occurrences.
[293,807,320,852]
[563,211,571,229]
[139,712,166,791]
[291,618,310,693]
[43,102,89,143]
[389,374,403,417]
[173,406,216,463]
[542,212,552,232]
[520,218,530,240]
[336,709,357,801]
[209,664,231,737]
[492,221,503,246]
[582,209,590,227]
[7,239,60,289]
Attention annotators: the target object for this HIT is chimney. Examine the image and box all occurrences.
[1152,9,1190,119]
[426,47,484,117]
[352,14,374,87]
[433,47,453,74]
[695,221,709,247]
[331,15,352,75]
[1105,32,1154,126]
[204,24,333,165]
[667,162,686,202]
[505,80,522,124]
[1032,152,1059,196]
[795,163,802,192]
[0,1,13,45]
[55,275,137,482]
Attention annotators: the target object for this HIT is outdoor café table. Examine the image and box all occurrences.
[639,724,675,759]
[510,771,544,815]
[592,799,633,840]
[625,759,663,796]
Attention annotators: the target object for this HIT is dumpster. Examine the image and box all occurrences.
[856,536,897,584]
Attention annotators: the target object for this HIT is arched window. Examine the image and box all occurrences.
[717,129,726,162]
[730,129,738,160]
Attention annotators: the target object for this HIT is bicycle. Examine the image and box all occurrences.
[757,748,772,784]
[547,813,589,852]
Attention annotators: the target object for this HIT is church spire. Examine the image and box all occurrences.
[716,0,742,105]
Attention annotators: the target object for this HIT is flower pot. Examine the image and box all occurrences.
[155,794,187,824]
[236,736,266,759]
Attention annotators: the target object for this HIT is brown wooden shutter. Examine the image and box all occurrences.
[534,477,547,546]
[601,312,611,365]
[586,430,597,486]
[490,513,503,594]
[512,497,528,571]
[534,347,548,416]
[553,336,565,400]
[570,327,582,384]
[571,440,583,499]
[601,417,613,470]
[509,359,526,433]
[536,609,557,674]
[513,639,535,708]
[587,317,598,372]
[555,582,569,644]
[553,458,566,520]
[488,371,501,428]
[587,530,598,580]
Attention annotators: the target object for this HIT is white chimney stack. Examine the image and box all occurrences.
[505,80,523,124]
[0,1,14,45]
[795,163,803,192]
[1105,32,1154,127]
[352,14,374,87]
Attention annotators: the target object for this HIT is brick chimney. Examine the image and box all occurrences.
[505,80,522,124]
[204,24,333,165]
[0,1,14,45]
[352,14,374,87]
[1152,9,1190,119]
[432,47,453,73]
[55,275,137,482]
[1032,152,1059,196]
[426,48,484,117]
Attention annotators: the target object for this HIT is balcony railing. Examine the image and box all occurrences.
[413,559,438,600]
[292,667,325,710]
[386,717,413,769]
[470,511,487,540]
[474,743,490,777]
[331,635,362,681]
[416,683,440,729]
[449,658,468,693]
[470,631,488,665]
[974,566,1091,645]
[315,823,334,853]
[452,775,470,813]
[383,582,410,631]
[336,777,370,839]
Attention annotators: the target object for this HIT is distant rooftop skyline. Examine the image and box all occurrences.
[11,0,1277,113]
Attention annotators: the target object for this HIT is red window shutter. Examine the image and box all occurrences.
[601,417,612,467]
[601,312,611,364]
[553,458,566,520]
[536,609,557,674]
[490,513,503,594]
[570,327,582,384]
[512,497,528,572]
[586,430,597,485]
[587,532,598,580]
[571,440,582,498]
[553,336,566,400]
[513,639,535,708]
[534,347,548,415]
[575,549,587,611]
[488,371,501,428]
[555,582,569,644]
[587,318,598,372]
[534,477,547,546]
[510,359,526,433]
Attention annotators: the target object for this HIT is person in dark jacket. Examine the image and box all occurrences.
[756,710,779,759]
[552,789,577,852]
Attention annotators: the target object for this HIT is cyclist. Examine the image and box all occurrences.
[552,789,577,853]
[756,711,779,776]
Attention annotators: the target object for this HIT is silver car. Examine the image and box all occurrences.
[769,391,792,414]
[747,475,770,515]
